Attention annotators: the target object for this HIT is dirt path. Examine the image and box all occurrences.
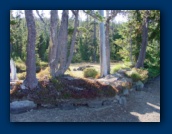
[10,77,160,122]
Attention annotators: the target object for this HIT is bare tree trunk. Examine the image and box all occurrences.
[56,10,69,76]
[105,10,110,74]
[99,10,107,77]
[93,17,97,62]
[49,10,59,77]
[129,27,133,65]
[23,10,38,89]
[65,10,79,71]
[135,11,149,68]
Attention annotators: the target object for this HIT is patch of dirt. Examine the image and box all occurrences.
[10,76,160,122]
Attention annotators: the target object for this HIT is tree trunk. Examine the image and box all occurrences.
[135,11,149,68]
[56,10,69,76]
[129,27,133,65]
[105,10,110,74]
[99,10,107,77]
[93,17,97,62]
[49,10,58,77]
[23,10,38,89]
[65,10,79,71]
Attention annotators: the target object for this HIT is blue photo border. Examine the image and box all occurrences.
[1,0,170,133]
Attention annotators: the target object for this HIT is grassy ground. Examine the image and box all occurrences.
[17,62,125,80]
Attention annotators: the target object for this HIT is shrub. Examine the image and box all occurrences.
[83,68,98,78]
[125,68,148,82]
[15,62,26,73]
[112,64,128,74]
[17,72,26,80]
[36,67,50,79]
[147,66,160,78]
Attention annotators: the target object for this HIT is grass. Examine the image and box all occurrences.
[112,62,131,74]
[16,62,127,80]
[83,68,98,78]
[125,68,148,82]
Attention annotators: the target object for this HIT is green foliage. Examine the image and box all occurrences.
[125,68,148,82]
[83,68,98,78]
[112,63,130,74]
[72,53,82,63]
[147,67,160,78]
[17,72,26,80]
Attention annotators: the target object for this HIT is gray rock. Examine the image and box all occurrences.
[123,89,129,96]
[113,73,123,79]
[114,95,120,101]
[10,100,37,114]
[87,100,102,108]
[119,97,127,106]
[102,100,112,106]
[135,81,144,91]
[58,102,75,110]
[129,88,135,92]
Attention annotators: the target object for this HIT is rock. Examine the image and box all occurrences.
[73,68,76,71]
[119,97,127,106]
[102,100,112,106]
[113,73,123,79]
[42,104,57,109]
[87,100,102,108]
[129,88,135,92]
[20,84,26,90]
[105,75,114,79]
[123,89,129,96]
[10,100,37,114]
[135,81,144,91]
[114,95,120,101]
[58,102,75,110]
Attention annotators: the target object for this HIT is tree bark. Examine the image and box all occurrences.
[49,10,58,77]
[99,10,107,77]
[135,11,149,68]
[93,17,97,62]
[105,10,110,74]
[56,10,69,76]
[23,10,38,89]
[65,10,79,71]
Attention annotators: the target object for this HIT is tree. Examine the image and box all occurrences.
[23,10,38,89]
[135,10,150,68]
[99,10,107,77]
[49,10,79,77]
[105,10,120,74]
[49,10,59,77]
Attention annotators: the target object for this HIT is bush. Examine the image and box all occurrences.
[147,66,160,78]
[112,64,128,74]
[15,62,26,73]
[83,68,98,78]
[36,67,50,79]
[17,72,26,80]
[125,68,148,82]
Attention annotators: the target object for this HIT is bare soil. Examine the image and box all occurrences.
[10,76,160,122]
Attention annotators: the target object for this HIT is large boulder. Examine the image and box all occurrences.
[10,100,37,114]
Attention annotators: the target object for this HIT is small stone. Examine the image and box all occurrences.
[123,89,129,96]
[102,100,112,106]
[114,95,120,101]
[87,100,102,108]
[113,100,118,103]
[119,97,127,106]
[20,84,26,90]
[58,102,75,110]
[135,81,144,91]
[129,88,134,92]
